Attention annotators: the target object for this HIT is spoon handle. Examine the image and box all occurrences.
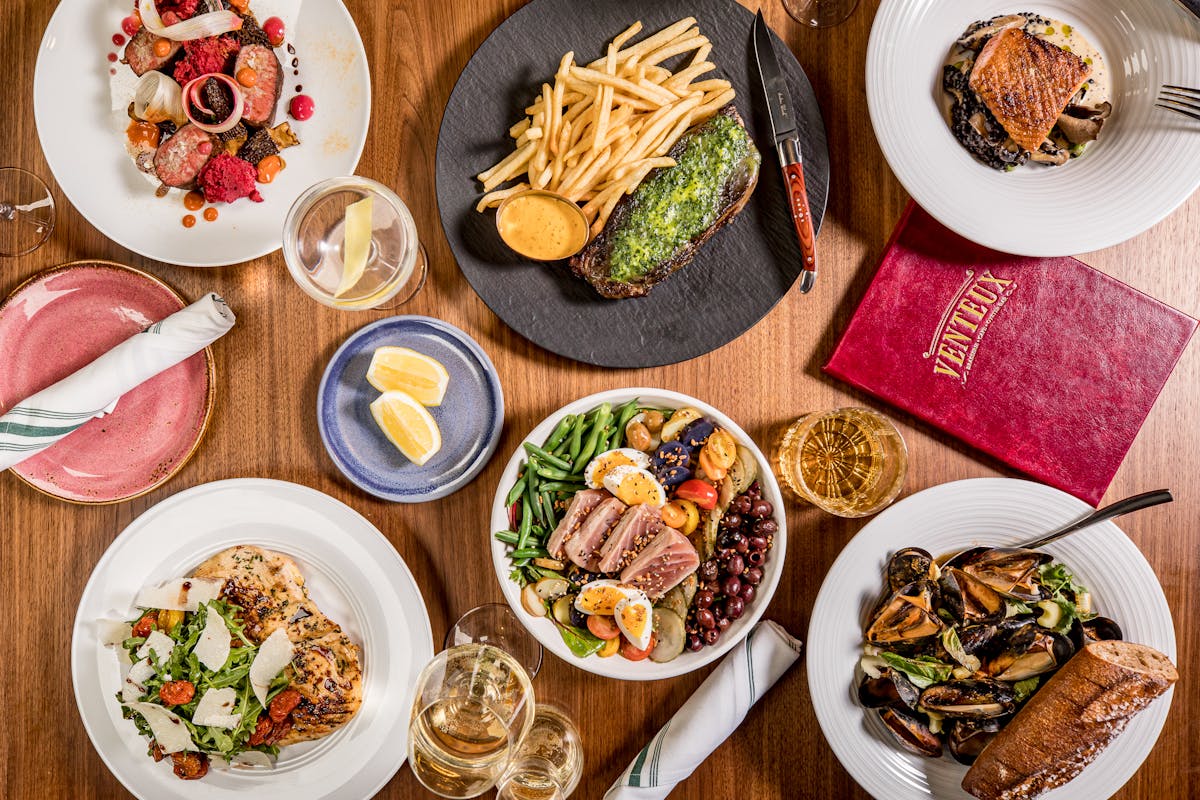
[1018,489,1173,550]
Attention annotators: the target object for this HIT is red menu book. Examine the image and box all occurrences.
[824,204,1196,505]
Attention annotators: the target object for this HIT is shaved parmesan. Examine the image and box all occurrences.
[122,659,156,702]
[136,630,176,663]
[250,628,294,707]
[192,687,241,729]
[125,702,196,754]
[232,751,275,768]
[99,619,133,647]
[192,603,231,672]
[134,578,224,612]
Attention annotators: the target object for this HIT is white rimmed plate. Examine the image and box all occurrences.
[489,388,787,681]
[34,0,369,267]
[807,478,1176,800]
[867,0,1200,256]
[71,478,434,800]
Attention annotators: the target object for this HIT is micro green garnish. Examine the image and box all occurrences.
[879,652,954,689]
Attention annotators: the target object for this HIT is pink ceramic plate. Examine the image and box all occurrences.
[0,262,214,503]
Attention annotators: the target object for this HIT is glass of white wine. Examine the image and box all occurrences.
[782,0,859,28]
[495,703,583,800]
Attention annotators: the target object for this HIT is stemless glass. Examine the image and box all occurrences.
[0,167,55,257]
[408,643,536,799]
[782,0,860,28]
[283,176,427,310]
[495,703,584,800]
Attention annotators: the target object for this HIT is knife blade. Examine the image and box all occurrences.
[752,10,818,293]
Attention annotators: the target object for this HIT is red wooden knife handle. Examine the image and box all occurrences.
[782,161,817,273]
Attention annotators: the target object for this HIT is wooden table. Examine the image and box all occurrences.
[2,1,1197,798]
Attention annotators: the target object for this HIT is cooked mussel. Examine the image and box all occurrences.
[1082,616,1123,643]
[958,618,1034,658]
[985,630,1074,681]
[886,547,938,593]
[939,568,1006,624]
[948,718,1004,765]
[858,668,921,710]
[945,547,1050,601]
[866,581,943,644]
[919,679,1016,718]
[877,707,943,758]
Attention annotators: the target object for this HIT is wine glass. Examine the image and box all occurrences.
[444,603,544,679]
[0,168,55,257]
[495,703,584,800]
[782,0,860,28]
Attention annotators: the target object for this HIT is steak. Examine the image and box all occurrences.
[153,124,218,189]
[123,27,182,76]
[563,496,626,572]
[546,489,606,560]
[234,44,283,127]
[569,105,760,299]
[619,527,699,601]
[597,503,663,573]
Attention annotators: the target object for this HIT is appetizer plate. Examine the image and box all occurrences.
[0,261,213,503]
[436,0,829,368]
[71,478,435,800]
[488,388,788,680]
[318,316,504,502]
[807,478,1176,800]
[867,0,1200,256]
[33,0,369,267]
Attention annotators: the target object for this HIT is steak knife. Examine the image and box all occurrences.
[752,11,818,293]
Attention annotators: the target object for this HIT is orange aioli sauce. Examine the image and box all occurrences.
[203,207,219,222]
[496,191,589,261]
[257,154,283,183]
[126,120,160,149]
[182,215,196,228]
[183,191,205,211]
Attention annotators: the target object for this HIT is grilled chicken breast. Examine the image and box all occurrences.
[191,546,363,745]
[968,28,1092,153]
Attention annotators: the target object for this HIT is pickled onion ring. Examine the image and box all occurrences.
[181,73,244,134]
[139,0,243,42]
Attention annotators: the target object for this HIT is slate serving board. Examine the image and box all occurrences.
[435,0,829,368]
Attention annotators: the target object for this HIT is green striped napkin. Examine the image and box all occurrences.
[0,293,234,471]
[605,620,803,799]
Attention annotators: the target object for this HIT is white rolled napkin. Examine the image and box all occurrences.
[0,293,234,470]
[605,620,803,800]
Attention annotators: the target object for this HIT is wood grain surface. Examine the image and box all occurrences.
[1,2,1197,799]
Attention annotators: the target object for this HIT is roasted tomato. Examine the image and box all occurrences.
[248,715,272,746]
[269,688,303,723]
[675,479,718,510]
[170,752,208,780]
[132,613,157,638]
[158,680,195,706]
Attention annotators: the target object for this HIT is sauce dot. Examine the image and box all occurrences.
[110,68,117,75]
[183,191,205,211]
[236,67,258,87]
[288,94,315,121]
[182,214,197,228]
[203,207,219,222]
[152,37,172,58]
[263,17,286,47]
[107,52,118,62]
[229,0,249,10]
[126,120,160,149]
[121,13,141,37]
[112,33,126,46]
[197,141,213,155]
[257,154,283,183]
[295,84,303,93]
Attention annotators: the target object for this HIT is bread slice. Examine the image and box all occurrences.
[962,641,1177,800]
[968,28,1092,153]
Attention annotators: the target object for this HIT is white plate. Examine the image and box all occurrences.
[867,0,1200,256]
[489,388,787,681]
[807,478,1176,800]
[71,478,434,800]
[34,1,369,267]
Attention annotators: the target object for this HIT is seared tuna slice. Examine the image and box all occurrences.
[619,528,700,600]
[597,504,664,573]
[546,489,606,560]
[564,496,627,572]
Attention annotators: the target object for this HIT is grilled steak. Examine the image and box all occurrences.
[569,105,760,299]
[123,27,182,76]
[547,489,607,560]
[597,503,663,573]
[619,527,700,600]
[153,124,218,189]
[234,44,283,127]
[563,496,626,571]
[969,28,1091,153]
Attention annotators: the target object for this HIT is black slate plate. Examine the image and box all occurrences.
[435,0,829,368]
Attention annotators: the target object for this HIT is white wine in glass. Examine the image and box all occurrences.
[782,0,860,28]
[496,704,583,800]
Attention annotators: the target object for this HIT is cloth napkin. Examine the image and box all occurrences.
[605,620,803,800]
[0,293,234,470]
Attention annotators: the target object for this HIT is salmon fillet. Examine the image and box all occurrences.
[968,28,1091,153]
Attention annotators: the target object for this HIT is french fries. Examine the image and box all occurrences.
[475,19,735,235]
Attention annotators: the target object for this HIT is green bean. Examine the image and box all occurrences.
[535,464,580,481]
[610,399,640,450]
[575,403,611,466]
[524,442,572,471]
[505,473,527,507]
[513,557,531,568]
[566,414,586,463]
[543,415,574,452]
[510,547,549,559]
[540,491,557,527]
[494,530,520,545]
[539,481,585,493]
[517,495,533,550]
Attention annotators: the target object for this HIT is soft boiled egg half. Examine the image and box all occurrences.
[602,464,667,507]
[584,448,651,490]
[574,580,653,650]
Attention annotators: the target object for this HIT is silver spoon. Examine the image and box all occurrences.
[1015,489,1173,550]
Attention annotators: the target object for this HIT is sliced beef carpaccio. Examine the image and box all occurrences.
[597,503,664,574]
[234,44,283,126]
[124,27,183,76]
[563,496,626,572]
[620,527,700,600]
[546,489,606,560]
[154,124,218,189]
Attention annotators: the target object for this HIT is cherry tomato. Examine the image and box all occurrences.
[121,13,141,37]
[170,752,208,780]
[269,688,303,722]
[158,680,195,706]
[131,613,157,638]
[597,636,620,657]
[248,715,272,746]
[698,447,727,481]
[661,499,700,534]
[703,429,738,471]
[619,633,657,661]
[586,614,621,640]
[675,479,718,510]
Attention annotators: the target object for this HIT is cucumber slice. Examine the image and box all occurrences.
[649,608,685,663]
[657,586,689,621]
[679,572,698,608]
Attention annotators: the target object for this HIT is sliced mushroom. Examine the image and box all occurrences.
[1029,144,1070,166]
[956,14,1026,49]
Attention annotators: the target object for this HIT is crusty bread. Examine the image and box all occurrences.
[962,641,1177,800]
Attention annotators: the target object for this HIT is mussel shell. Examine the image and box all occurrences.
[958,618,1035,658]
[877,707,943,758]
[858,668,922,710]
[986,630,1074,681]
[948,718,1005,765]
[1082,616,1123,643]
[949,547,1051,601]
[866,581,943,644]
[887,547,937,594]
[939,568,1006,624]
[919,679,1016,718]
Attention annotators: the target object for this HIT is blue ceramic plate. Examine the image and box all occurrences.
[318,316,504,502]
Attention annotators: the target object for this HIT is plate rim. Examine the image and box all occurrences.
[316,314,505,503]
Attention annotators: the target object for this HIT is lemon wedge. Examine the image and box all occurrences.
[334,195,374,298]
[366,347,450,406]
[369,390,442,465]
